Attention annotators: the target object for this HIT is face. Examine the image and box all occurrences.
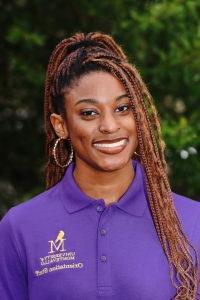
[51,71,138,172]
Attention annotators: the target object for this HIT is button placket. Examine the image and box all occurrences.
[97,207,114,296]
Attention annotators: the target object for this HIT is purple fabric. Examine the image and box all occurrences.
[0,160,199,299]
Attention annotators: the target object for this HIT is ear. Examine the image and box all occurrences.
[50,113,69,138]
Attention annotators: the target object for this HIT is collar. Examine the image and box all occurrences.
[59,159,148,217]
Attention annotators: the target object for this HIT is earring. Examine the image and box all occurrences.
[53,137,74,168]
[134,151,140,158]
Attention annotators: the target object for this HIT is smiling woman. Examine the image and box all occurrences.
[50,71,138,204]
[50,71,138,181]
[0,32,200,300]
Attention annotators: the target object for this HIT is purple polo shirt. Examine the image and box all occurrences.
[0,160,200,299]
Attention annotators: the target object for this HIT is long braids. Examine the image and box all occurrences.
[44,32,199,299]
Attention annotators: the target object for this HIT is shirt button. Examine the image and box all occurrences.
[100,228,107,236]
[96,205,104,212]
[100,255,107,262]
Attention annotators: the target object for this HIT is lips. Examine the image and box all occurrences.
[92,138,128,154]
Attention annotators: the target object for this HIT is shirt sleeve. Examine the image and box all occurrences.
[0,211,29,300]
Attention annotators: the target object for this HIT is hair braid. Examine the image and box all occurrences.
[114,60,199,298]
[44,32,199,299]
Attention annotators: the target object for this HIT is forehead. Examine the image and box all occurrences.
[66,71,126,101]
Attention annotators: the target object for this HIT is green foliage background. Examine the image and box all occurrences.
[0,0,200,218]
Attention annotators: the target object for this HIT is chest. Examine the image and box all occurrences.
[23,208,176,299]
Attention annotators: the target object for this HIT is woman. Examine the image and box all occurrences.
[0,32,199,300]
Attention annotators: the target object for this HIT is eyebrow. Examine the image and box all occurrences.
[75,93,128,106]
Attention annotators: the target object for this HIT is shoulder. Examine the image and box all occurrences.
[172,192,200,243]
[0,182,61,230]
[172,192,200,217]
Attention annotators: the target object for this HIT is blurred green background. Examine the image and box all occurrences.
[0,0,200,218]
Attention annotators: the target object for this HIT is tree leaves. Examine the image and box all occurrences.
[0,0,199,217]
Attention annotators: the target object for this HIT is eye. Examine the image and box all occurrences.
[80,110,98,118]
[116,104,130,113]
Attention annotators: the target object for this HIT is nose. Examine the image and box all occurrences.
[99,112,120,134]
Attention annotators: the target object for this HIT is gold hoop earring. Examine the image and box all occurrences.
[53,137,74,168]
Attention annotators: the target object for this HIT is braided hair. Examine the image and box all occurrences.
[44,32,199,299]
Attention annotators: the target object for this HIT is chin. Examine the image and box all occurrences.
[94,156,132,172]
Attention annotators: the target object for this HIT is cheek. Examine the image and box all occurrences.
[69,119,97,144]
[122,116,137,135]
[125,118,138,148]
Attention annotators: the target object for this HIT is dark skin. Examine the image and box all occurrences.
[50,71,138,206]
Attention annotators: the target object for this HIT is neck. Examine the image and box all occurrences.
[73,159,135,206]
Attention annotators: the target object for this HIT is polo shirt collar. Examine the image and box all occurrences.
[59,159,147,217]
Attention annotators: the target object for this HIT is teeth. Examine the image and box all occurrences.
[93,139,127,148]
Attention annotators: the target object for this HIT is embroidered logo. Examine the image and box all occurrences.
[48,230,66,254]
[34,229,84,277]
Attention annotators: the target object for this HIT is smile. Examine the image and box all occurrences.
[93,138,128,154]
[93,139,127,148]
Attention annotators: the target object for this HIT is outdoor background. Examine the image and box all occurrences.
[0,0,200,219]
